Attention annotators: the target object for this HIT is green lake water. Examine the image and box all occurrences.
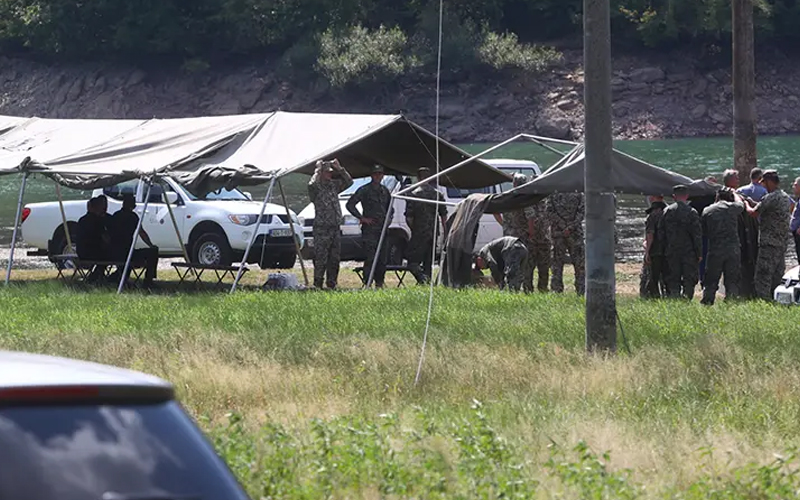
[3,136,800,250]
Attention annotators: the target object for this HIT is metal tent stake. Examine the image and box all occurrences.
[5,172,30,285]
[117,180,153,294]
[231,177,277,293]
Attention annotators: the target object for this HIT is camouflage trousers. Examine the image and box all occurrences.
[701,250,741,305]
[489,241,528,292]
[362,228,388,287]
[312,226,341,289]
[407,233,435,283]
[525,241,551,293]
[640,256,667,299]
[665,253,699,300]
[754,245,786,300]
[551,234,585,295]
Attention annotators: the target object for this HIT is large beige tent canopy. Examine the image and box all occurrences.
[1,111,511,293]
[0,112,510,189]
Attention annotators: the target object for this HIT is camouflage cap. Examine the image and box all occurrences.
[372,165,385,174]
[672,184,689,195]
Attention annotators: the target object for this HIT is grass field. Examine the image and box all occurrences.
[2,273,800,498]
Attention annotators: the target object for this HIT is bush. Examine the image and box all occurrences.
[477,31,562,73]
[316,25,421,87]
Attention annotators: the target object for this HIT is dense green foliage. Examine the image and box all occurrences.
[0,1,798,84]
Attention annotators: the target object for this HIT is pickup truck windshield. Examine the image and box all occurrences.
[0,401,250,500]
[183,187,248,201]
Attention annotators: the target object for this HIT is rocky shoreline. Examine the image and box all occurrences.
[1,49,800,143]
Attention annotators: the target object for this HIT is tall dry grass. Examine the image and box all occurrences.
[2,282,800,497]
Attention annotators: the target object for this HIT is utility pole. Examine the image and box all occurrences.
[733,0,757,185]
[584,0,616,353]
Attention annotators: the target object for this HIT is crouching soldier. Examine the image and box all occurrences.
[474,236,528,292]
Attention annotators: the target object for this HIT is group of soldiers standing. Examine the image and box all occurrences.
[308,158,799,301]
[640,168,797,304]
[308,159,446,290]
[488,173,586,294]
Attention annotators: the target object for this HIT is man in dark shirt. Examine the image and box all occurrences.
[110,194,159,287]
[76,196,111,282]
[641,196,667,298]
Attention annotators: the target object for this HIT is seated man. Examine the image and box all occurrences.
[474,236,528,292]
[110,193,159,287]
[76,197,111,282]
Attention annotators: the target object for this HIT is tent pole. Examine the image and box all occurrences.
[5,172,29,285]
[161,184,191,263]
[161,183,197,280]
[117,180,153,294]
[397,135,526,197]
[520,134,571,157]
[55,182,73,253]
[231,177,276,293]
[396,131,577,199]
[277,178,309,287]
[394,194,458,207]
[366,183,401,288]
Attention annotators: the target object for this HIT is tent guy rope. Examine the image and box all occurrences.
[414,0,446,387]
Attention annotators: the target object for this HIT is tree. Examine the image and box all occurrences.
[732,0,757,185]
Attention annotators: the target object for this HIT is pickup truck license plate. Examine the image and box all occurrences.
[270,228,293,238]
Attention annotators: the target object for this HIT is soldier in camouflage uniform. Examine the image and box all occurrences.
[405,167,447,283]
[346,165,393,288]
[744,170,792,300]
[659,185,703,300]
[474,236,528,292]
[700,188,744,305]
[498,174,536,292]
[547,192,585,295]
[308,158,353,289]
[640,196,667,299]
[525,195,551,293]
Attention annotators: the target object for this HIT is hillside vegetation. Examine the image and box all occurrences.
[1,0,799,88]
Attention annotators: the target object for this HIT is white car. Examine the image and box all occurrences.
[21,177,303,269]
[0,350,252,499]
[774,266,800,304]
[298,159,542,263]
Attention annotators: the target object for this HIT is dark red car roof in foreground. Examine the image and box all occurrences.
[0,351,172,396]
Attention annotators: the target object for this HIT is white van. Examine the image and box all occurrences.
[298,159,542,263]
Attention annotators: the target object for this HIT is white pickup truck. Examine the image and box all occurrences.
[21,177,304,269]
[298,159,542,263]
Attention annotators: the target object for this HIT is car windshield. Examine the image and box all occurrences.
[340,176,399,197]
[0,401,249,500]
[182,187,249,201]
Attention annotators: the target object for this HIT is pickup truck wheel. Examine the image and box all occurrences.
[191,233,233,267]
[51,232,78,269]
